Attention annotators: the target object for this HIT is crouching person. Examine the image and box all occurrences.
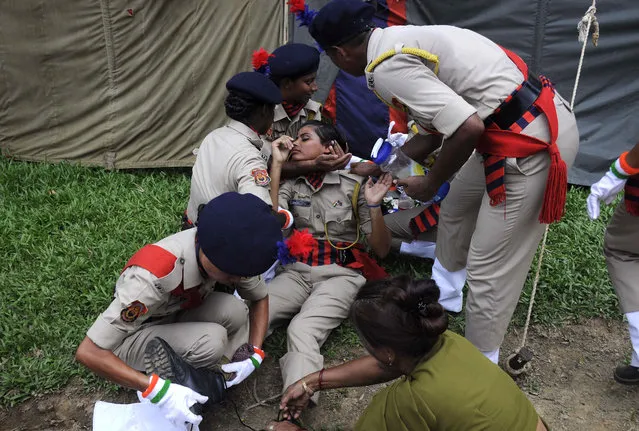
[75,192,282,428]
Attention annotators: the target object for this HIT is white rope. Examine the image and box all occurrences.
[519,0,597,351]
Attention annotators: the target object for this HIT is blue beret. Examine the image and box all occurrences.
[197,192,282,277]
[309,0,375,50]
[226,71,282,105]
[268,43,320,80]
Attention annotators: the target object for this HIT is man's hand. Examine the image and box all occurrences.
[141,374,208,427]
[314,142,352,172]
[271,135,294,165]
[364,173,393,206]
[396,175,438,202]
[350,162,383,177]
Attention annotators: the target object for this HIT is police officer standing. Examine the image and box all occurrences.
[588,142,639,384]
[76,193,282,428]
[309,0,579,363]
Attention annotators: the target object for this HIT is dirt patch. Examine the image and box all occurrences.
[2,319,638,431]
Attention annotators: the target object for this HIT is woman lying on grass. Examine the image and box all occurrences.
[266,276,549,431]
[266,120,393,406]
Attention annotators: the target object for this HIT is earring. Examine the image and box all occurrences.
[388,355,393,367]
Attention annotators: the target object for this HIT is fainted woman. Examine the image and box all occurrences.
[266,120,393,405]
[267,275,548,431]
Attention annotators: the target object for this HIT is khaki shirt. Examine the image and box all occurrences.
[262,100,323,159]
[365,26,524,139]
[278,170,372,244]
[186,119,272,223]
[86,229,267,351]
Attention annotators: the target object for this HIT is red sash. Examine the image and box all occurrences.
[476,48,568,224]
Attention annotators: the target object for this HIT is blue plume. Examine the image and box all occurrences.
[295,6,317,28]
[277,240,296,265]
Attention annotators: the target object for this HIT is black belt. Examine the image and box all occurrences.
[486,75,542,130]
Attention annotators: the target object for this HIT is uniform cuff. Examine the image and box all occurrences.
[431,98,477,139]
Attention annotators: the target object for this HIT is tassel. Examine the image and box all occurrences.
[252,48,273,76]
[538,150,568,224]
[277,241,296,265]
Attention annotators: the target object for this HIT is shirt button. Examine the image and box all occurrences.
[179,258,185,264]
[315,214,321,219]
[337,217,341,222]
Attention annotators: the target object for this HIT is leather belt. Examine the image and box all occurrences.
[486,75,542,130]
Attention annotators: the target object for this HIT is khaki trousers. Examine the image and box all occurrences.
[114,292,249,371]
[604,200,639,314]
[384,206,438,250]
[267,262,366,397]
[436,93,579,352]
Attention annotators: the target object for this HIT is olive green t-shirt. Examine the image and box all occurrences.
[355,331,539,431]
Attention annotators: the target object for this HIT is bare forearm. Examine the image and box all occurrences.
[401,133,443,165]
[281,160,316,178]
[305,355,400,392]
[248,296,269,349]
[269,162,283,209]
[367,207,391,258]
[627,142,639,169]
[425,115,484,196]
[76,337,149,391]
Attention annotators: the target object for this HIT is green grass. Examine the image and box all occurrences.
[0,157,620,406]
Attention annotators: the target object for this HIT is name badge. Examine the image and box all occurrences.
[289,199,311,207]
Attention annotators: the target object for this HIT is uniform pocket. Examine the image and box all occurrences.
[322,207,354,238]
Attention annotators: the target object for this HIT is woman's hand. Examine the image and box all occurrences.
[271,135,294,165]
[350,162,383,178]
[364,172,393,206]
[314,141,352,172]
[279,380,313,420]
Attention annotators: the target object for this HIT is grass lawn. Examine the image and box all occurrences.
[0,157,620,406]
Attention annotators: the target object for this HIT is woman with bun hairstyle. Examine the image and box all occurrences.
[266,276,548,431]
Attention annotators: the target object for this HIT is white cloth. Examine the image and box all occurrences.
[626,311,639,367]
[481,348,500,364]
[432,257,466,313]
[93,401,197,431]
[400,240,436,260]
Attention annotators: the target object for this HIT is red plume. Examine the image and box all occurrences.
[286,229,317,261]
[287,0,306,14]
[251,48,273,71]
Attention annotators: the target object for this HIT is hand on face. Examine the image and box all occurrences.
[271,135,294,165]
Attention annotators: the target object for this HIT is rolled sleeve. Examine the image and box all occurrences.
[86,268,165,351]
[236,276,268,302]
[231,154,273,206]
[373,55,477,139]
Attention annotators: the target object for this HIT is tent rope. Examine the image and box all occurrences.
[518,0,598,352]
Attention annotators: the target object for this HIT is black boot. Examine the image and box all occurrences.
[144,337,227,412]
[613,364,639,385]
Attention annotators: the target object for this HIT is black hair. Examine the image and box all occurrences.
[350,275,448,358]
[299,120,349,153]
[224,90,270,123]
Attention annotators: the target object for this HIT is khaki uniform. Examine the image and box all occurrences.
[86,229,267,370]
[186,120,272,223]
[365,26,580,352]
[605,201,639,313]
[604,200,639,367]
[268,170,370,396]
[262,100,323,159]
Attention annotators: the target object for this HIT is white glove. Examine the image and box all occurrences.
[587,170,627,220]
[141,374,208,427]
[386,121,408,147]
[221,351,263,388]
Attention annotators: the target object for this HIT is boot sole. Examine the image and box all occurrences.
[144,338,177,382]
[613,373,639,385]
